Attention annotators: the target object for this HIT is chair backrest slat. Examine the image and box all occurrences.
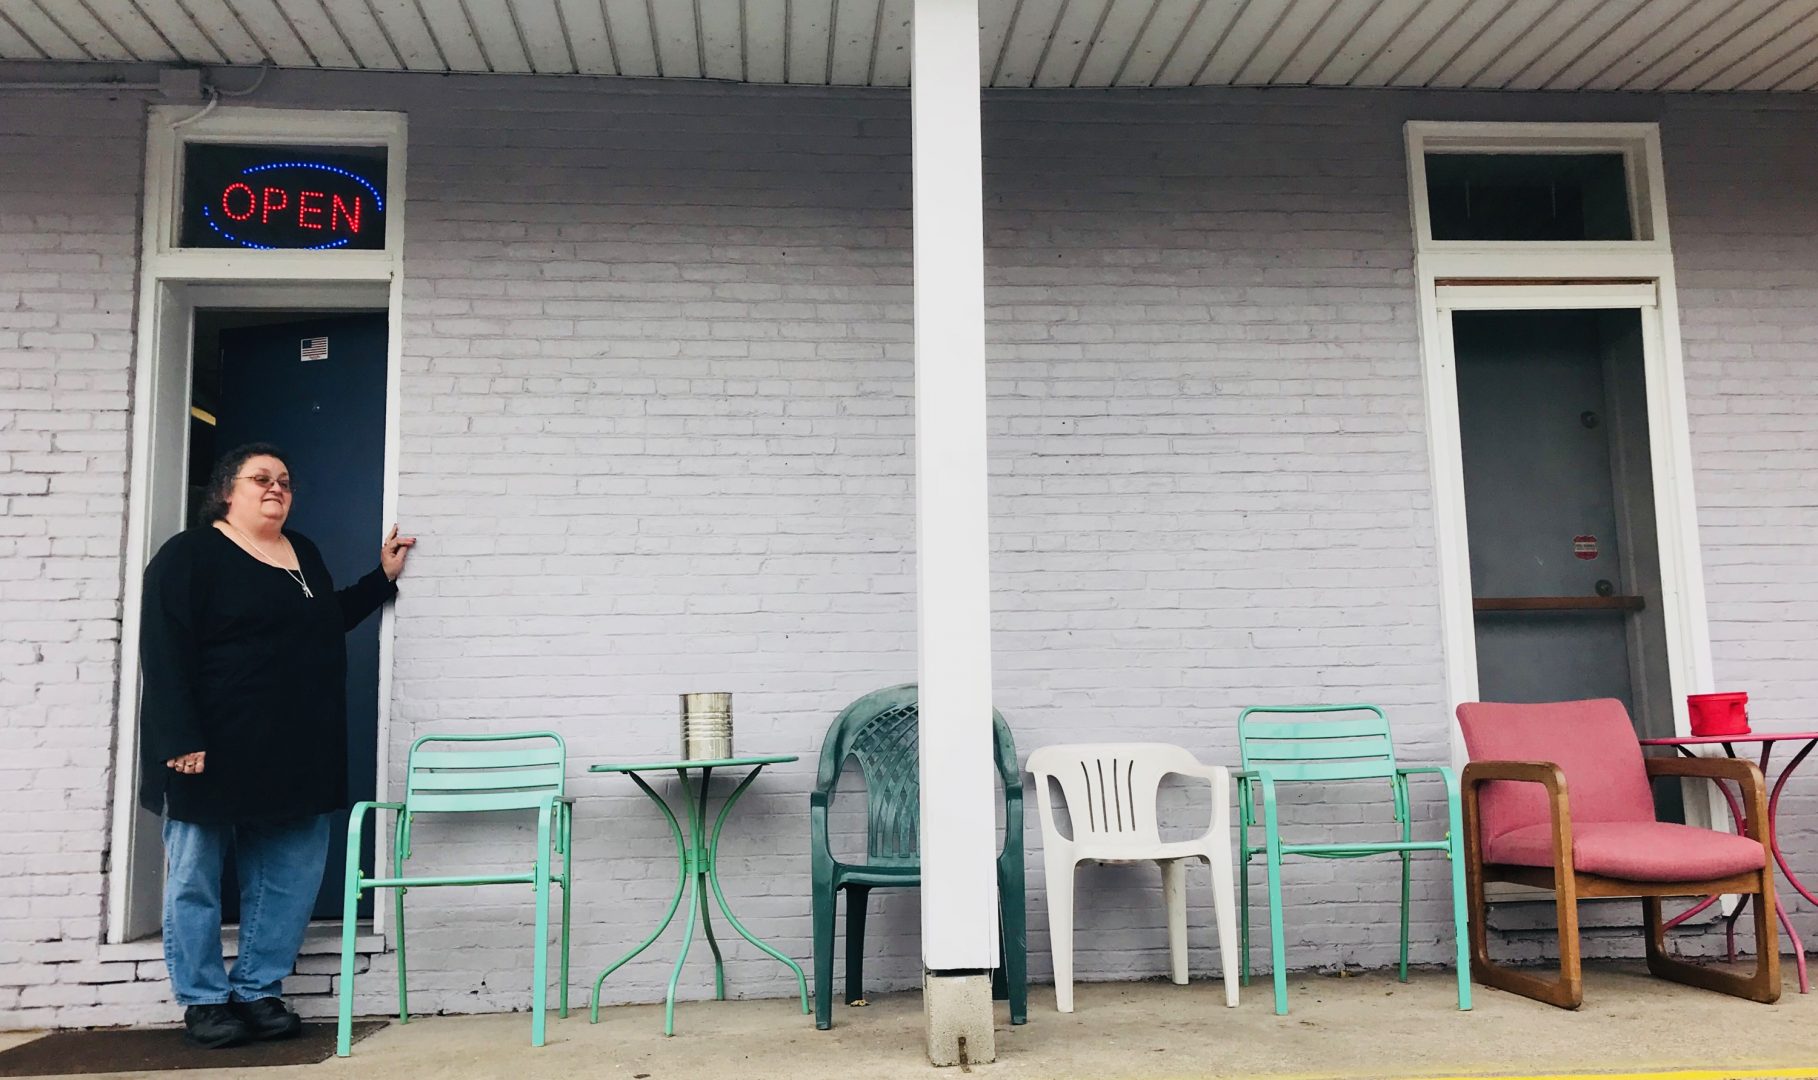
[403,732,566,817]
[1249,759,1398,783]
[409,788,559,813]
[1245,737,1392,762]
[1241,718,1386,741]
[412,747,563,770]
[408,765,566,792]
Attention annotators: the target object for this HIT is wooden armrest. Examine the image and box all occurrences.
[1461,760,1567,794]
[1646,756,1770,843]
[1460,760,1573,879]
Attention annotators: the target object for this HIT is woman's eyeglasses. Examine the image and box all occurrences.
[237,474,295,493]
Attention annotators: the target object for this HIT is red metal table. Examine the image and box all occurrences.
[1641,732,1818,994]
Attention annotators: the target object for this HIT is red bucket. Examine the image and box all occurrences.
[1688,692,1750,737]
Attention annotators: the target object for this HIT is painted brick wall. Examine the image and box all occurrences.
[2,70,1816,1030]
[1665,94,1818,949]
[0,89,149,1025]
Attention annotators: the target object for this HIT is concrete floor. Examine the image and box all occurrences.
[8,965,1818,1079]
[0,1032,39,1056]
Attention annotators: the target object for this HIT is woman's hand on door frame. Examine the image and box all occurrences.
[382,524,416,582]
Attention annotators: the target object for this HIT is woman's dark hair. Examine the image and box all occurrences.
[198,442,289,524]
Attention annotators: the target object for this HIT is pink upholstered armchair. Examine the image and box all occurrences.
[1455,699,1779,1008]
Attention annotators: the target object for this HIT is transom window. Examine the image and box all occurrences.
[1424,153,1633,242]
[1406,123,1664,248]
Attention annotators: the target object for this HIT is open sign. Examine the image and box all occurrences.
[181,143,387,251]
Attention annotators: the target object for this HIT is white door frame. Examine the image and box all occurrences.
[107,106,407,944]
[1406,122,1714,766]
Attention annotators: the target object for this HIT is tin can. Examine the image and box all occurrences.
[680,692,733,760]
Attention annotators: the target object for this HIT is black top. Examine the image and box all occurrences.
[138,525,397,824]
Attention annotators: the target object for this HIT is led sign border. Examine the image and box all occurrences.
[195,158,386,251]
[241,160,386,209]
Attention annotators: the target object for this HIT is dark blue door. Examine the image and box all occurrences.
[215,313,387,922]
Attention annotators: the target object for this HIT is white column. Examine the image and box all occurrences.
[912,0,999,1018]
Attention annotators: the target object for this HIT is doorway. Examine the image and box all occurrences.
[112,105,406,946]
[188,309,389,921]
[1452,308,1679,819]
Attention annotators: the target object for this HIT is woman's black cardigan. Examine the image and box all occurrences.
[138,525,396,824]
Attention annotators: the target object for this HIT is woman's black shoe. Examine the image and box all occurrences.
[183,1004,250,1048]
[230,997,303,1041]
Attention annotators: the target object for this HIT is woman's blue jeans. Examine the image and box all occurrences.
[161,814,332,1006]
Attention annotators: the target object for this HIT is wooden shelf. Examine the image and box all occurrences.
[1473,596,1646,613]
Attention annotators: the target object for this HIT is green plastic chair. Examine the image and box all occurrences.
[337,731,574,1056]
[809,683,1027,1030]
[1235,704,1470,1015]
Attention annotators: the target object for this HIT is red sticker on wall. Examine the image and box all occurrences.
[1573,535,1599,560]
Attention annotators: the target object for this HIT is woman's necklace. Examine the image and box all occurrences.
[221,520,314,598]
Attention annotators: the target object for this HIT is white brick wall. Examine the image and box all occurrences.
[0,88,146,1028]
[1666,94,1818,951]
[2,71,1815,1030]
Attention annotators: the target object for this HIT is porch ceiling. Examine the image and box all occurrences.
[2,0,1817,93]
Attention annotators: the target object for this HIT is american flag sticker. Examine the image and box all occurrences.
[300,336,329,362]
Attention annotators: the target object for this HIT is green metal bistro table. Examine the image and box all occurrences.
[588,755,809,1034]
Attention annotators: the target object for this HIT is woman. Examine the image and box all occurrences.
[138,442,415,1048]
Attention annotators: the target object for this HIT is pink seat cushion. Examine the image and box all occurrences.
[1484,820,1767,882]
[1455,699,1656,843]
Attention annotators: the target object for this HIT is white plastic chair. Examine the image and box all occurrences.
[1026,742,1239,1013]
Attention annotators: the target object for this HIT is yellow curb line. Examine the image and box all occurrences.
[1348,1070,1818,1080]
[1178,1061,1818,1069]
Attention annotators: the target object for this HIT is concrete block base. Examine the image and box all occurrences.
[922,971,995,1067]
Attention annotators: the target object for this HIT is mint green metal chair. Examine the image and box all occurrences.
[337,732,574,1056]
[1236,704,1470,1015]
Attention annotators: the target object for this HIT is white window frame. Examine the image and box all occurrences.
[1405,122,1714,771]
[107,105,407,946]
[1408,120,1669,252]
